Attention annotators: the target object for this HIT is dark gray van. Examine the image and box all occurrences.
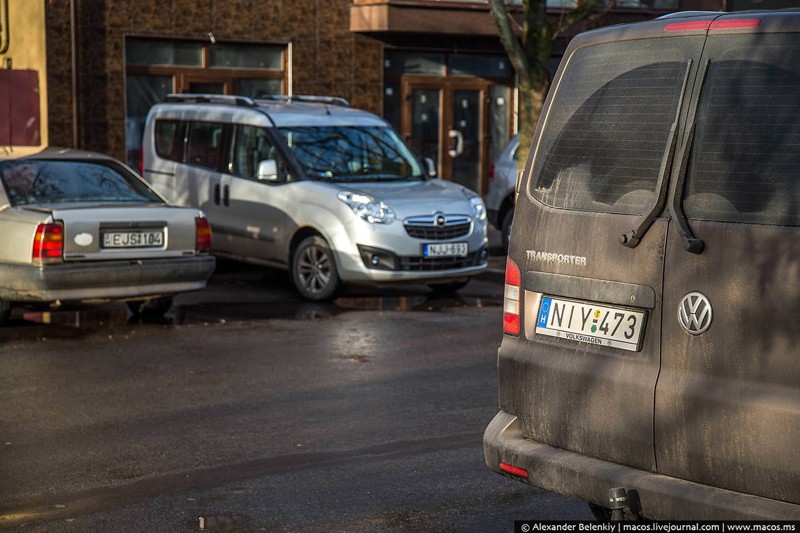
[484,10,800,519]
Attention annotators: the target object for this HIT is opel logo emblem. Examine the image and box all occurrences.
[435,214,447,227]
[678,292,713,335]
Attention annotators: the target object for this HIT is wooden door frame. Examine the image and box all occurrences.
[176,73,235,95]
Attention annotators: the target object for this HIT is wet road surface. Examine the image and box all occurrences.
[0,260,592,531]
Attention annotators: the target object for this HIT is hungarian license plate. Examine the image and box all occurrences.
[423,242,468,258]
[535,296,646,352]
[102,230,164,248]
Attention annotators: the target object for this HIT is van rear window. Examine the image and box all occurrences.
[684,37,800,226]
[531,42,689,215]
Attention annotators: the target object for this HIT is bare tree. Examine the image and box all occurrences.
[489,0,603,167]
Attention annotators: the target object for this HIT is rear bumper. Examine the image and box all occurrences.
[483,411,800,520]
[0,256,216,303]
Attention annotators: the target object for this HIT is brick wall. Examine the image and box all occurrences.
[44,0,384,160]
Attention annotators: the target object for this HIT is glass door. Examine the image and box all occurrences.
[402,78,492,194]
[409,86,442,176]
[450,87,483,192]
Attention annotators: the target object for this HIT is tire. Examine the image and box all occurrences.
[501,207,514,252]
[0,298,11,326]
[292,235,341,301]
[127,297,173,320]
[428,278,470,293]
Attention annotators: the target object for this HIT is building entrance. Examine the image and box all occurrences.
[384,51,515,195]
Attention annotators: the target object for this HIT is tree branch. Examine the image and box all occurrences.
[488,0,531,82]
[552,0,605,40]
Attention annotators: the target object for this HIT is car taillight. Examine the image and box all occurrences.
[503,257,521,336]
[32,223,64,264]
[489,164,495,182]
[195,217,212,253]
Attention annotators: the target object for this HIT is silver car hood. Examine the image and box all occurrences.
[343,179,474,219]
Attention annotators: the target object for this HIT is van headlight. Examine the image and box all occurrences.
[337,191,395,224]
[461,188,487,222]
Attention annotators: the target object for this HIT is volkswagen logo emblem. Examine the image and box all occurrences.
[435,213,447,227]
[678,292,713,335]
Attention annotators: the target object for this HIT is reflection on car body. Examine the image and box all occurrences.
[0,148,216,324]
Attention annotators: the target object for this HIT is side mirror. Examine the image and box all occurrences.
[423,157,437,178]
[257,159,280,182]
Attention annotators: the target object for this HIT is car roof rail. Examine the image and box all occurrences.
[165,93,257,107]
[255,95,351,107]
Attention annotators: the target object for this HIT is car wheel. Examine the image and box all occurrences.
[428,278,470,293]
[501,207,514,251]
[127,297,173,320]
[0,299,11,326]
[292,235,341,301]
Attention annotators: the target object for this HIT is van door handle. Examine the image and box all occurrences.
[223,185,230,207]
[214,184,221,205]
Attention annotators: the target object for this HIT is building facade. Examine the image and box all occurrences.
[2,0,790,194]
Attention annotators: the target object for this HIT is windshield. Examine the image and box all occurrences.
[278,126,424,182]
[0,160,163,206]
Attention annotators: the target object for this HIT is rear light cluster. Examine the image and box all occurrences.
[195,217,212,253]
[503,257,521,336]
[32,223,64,264]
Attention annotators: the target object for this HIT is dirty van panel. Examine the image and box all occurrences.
[658,30,800,505]
[499,37,705,471]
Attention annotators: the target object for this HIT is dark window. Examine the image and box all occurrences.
[231,125,288,180]
[0,160,162,206]
[126,39,202,67]
[186,122,225,170]
[154,120,184,163]
[384,52,445,77]
[449,55,510,78]
[531,43,689,215]
[685,38,800,226]
[208,44,283,70]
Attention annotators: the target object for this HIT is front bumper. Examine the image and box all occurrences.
[0,255,216,303]
[484,411,800,520]
[331,217,489,283]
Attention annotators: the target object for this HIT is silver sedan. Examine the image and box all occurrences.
[0,148,215,324]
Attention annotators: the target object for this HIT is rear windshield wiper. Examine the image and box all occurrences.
[666,59,710,255]
[620,59,693,249]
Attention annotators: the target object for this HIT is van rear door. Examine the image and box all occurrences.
[500,25,707,484]
[657,16,800,507]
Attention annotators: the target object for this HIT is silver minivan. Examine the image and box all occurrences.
[142,95,487,300]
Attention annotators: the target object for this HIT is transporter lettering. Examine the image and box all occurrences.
[526,250,588,267]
